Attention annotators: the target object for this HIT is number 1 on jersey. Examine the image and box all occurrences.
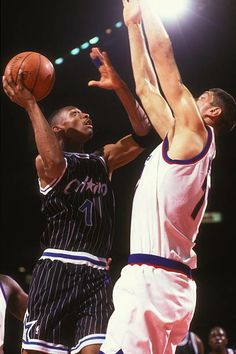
[79,199,93,226]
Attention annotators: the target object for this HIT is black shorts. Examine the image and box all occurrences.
[22,259,114,353]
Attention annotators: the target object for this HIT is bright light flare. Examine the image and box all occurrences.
[155,0,189,20]
[89,36,99,45]
[54,57,64,65]
[70,48,80,55]
[81,42,90,50]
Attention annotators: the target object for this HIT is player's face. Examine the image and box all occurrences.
[196,91,215,124]
[208,327,227,350]
[196,91,214,112]
[61,106,93,139]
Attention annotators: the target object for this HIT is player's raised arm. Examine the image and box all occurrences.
[88,46,151,137]
[139,0,207,136]
[123,0,174,139]
[2,73,65,181]
[88,46,160,174]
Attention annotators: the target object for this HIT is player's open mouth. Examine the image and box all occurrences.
[84,119,93,128]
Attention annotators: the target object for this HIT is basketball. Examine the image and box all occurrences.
[4,51,55,101]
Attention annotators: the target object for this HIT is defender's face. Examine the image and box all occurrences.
[208,327,227,350]
[196,91,216,125]
[61,106,93,138]
[196,91,214,114]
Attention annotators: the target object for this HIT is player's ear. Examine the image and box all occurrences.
[52,126,62,133]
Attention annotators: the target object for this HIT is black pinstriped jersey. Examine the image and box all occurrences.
[39,152,115,257]
[175,332,198,354]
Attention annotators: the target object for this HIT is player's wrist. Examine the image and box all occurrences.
[24,97,37,111]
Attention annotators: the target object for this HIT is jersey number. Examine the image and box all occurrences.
[79,199,93,226]
[191,175,208,220]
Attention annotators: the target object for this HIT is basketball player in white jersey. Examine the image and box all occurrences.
[0,274,27,353]
[98,1,236,354]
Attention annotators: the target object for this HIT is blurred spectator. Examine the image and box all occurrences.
[208,326,236,354]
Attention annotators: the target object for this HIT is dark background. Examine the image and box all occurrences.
[1,0,236,353]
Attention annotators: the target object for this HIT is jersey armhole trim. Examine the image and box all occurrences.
[162,125,213,165]
[93,153,109,173]
[39,158,68,195]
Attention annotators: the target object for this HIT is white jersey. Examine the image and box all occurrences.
[0,282,7,351]
[130,126,215,269]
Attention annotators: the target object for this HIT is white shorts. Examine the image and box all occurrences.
[99,263,196,354]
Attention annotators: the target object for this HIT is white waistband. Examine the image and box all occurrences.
[39,248,107,269]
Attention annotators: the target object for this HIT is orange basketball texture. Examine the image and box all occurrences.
[4,51,55,101]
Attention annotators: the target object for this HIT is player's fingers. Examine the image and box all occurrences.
[92,47,104,62]
[2,76,15,98]
[89,51,96,60]
[16,69,24,90]
[88,80,101,87]
[123,0,129,6]
[102,51,113,67]
[90,47,98,58]
[92,57,103,69]
[4,73,15,89]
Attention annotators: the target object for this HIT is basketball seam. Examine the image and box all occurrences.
[13,52,33,83]
[31,53,41,96]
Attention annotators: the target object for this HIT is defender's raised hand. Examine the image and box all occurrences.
[122,0,141,27]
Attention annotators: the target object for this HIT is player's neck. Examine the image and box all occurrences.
[61,140,84,153]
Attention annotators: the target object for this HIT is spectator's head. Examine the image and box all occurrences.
[208,326,228,351]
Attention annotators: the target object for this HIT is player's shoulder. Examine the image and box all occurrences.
[64,151,108,173]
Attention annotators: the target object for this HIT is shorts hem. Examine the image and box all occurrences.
[22,339,69,354]
[71,333,106,353]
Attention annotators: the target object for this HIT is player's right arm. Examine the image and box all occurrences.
[123,0,174,140]
[2,73,65,182]
[138,0,207,138]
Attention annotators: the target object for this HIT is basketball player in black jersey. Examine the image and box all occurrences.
[2,48,152,354]
[175,331,204,354]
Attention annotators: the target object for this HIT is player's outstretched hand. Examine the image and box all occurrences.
[2,71,36,109]
[122,0,141,27]
[88,47,124,91]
